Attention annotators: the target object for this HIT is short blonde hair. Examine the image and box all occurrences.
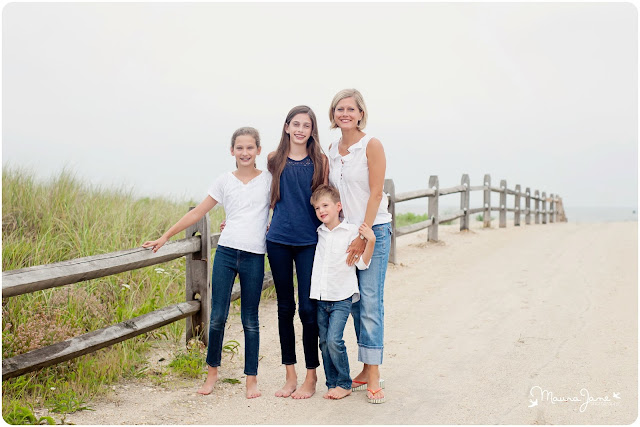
[310,184,341,205]
[328,88,368,130]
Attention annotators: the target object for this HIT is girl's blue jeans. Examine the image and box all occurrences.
[353,222,392,365]
[206,245,264,376]
[266,240,320,369]
[317,296,353,390]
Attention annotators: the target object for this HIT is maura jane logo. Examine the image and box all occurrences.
[528,386,621,413]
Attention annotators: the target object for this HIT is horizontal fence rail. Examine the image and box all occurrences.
[3,173,565,379]
[1,211,271,381]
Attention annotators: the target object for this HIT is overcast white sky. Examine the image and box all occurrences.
[2,2,637,209]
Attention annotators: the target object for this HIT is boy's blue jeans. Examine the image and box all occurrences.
[317,296,353,390]
[353,222,392,365]
[206,245,264,376]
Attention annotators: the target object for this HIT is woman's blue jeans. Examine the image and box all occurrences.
[318,297,353,390]
[353,222,392,365]
[266,240,320,369]
[206,245,264,376]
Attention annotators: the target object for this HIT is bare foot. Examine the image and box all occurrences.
[328,387,352,400]
[275,378,297,398]
[197,367,218,395]
[275,366,297,398]
[246,375,261,399]
[291,370,317,399]
[323,388,335,399]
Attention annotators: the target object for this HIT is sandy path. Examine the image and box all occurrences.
[61,221,637,425]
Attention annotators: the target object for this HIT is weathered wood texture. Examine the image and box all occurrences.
[428,176,439,241]
[438,185,466,196]
[483,174,491,228]
[525,187,532,225]
[396,219,432,237]
[499,179,507,228]
[514,185,521,226]
[439,211,464,224]
[395,188,436,203]
[460,174,470,231]
[384,179,397,264]
[2,301,200,381]
[2,237,201,298]
[185,211,211,346]
[535,190,541,224]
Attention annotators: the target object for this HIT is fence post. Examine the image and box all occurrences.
[483,174,491,228]
[428,175,439,241]
[541,192,547,224]
[460,174,470,231]
[384,179,396,264]
[549,193,555,223]
[499,179,507,228]
[525,187,531,225]
[514,185,521,226]
[534,190,540,224]
[185,209,211,346]
[557,196,567,222]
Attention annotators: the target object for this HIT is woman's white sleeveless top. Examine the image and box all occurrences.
[328,134,392,226]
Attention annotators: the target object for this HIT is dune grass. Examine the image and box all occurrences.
[2,167,230,420]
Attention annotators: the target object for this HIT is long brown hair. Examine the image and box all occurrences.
[268,105,326,207]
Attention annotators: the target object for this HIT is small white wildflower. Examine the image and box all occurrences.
[121,284,131,289]
[50,387,56,391]
[154,268,165,273]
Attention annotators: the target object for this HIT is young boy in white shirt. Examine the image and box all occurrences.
[309,185,376,400]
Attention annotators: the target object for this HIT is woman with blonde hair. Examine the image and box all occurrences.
[327,88,392,404]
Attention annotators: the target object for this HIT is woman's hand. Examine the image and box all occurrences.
[220,220,226,232]
[142,236,168,253]
[346,234,366,266]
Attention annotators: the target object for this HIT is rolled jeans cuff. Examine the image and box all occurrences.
[358,344,383,365]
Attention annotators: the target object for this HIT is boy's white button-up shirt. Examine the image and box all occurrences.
[310,221,370,302]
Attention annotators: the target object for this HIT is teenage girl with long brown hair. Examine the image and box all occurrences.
[266,105,328,399]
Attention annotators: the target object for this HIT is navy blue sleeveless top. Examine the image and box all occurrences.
[266,156,321,246]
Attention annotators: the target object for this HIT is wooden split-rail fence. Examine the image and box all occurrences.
[2,173,564,380]
[383,173,566,263]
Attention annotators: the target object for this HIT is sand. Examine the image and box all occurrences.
[58,220,637,425]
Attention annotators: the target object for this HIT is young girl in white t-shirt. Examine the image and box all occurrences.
[143,127,271,399]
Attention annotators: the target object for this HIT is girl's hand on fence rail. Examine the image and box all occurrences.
[346,234,366,266]
[142,236,168,253]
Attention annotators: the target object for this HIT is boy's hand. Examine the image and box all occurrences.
[358,223,376,242]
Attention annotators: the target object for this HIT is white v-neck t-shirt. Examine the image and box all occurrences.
[208,171,272,254]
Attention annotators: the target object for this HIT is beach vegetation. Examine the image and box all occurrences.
[1,167,228,418]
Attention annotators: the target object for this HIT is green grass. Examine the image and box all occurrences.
[395,212,429,228]
[168,347,206,378]
[475,214,496,222]
[2,167,228,420]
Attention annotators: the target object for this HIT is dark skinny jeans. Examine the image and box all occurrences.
[266,240,320,369]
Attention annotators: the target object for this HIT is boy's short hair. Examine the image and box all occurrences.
[310,184,341,205]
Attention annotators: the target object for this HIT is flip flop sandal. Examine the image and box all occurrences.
[352,378,385,391]
[367,387,386,404]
